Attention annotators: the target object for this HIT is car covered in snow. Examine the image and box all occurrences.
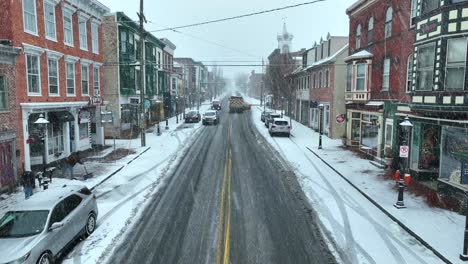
[185,110,201,123]
[202,110,219,125]
[269,118,291,137]
[0,185,98,264]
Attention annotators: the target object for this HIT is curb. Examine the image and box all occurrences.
[90,147,151,191]
[306,147,452,264]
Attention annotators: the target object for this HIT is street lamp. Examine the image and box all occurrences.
[34,113,49,187]
[175,96,179,124]
[394,115,413,209]
[318,104,324,149]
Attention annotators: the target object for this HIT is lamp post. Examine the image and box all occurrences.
[175,96,179,124]
[34,113,49,186]
[394,115,413,209]
[318,104,324,149]
[281,96,284,118]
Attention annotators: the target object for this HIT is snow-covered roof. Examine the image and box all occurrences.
[11,185,86,211]
[303,44,349,72]
[345,50,373,62]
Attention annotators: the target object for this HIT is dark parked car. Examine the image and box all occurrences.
[185,110,201,123]
[265,113,281,128]
[261,111,273,122]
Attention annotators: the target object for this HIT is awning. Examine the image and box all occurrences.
[48,111,75,123]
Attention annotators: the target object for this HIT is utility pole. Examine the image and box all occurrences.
[261,58,264,107]
[138,0,146,147]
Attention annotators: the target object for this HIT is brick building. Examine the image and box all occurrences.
[0,0,109,171]
[0,44,21,190]
[174,58,196,108]
[345,0,415,159]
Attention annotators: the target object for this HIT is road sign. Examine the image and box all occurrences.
[399,146,409,158]
[336,114,345,124]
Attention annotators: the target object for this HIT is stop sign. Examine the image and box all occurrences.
[336,114,345,124]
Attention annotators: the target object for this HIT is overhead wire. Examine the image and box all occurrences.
[148,0,327,32]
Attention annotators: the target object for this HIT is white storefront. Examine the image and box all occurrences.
[21,101,104,171]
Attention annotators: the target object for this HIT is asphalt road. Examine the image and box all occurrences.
[108,101,336,264]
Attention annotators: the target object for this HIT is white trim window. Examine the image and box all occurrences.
[406,54,413,92]
[325,69,330,88]
[66,62,75,95]
[445,38,467,90]
[356,24,362,49]
[346,64,353,92]
[26,54,41,95]
[382,58,390,90]
[91,23,99,54]
[79,16,88,50]
[368,17,374,45]
[416,43,435,91]
[385,7,393,39]
[48,58,59,95]
[23,0,37,34]
[81,65,89,95]
[356,63,366,91]
[0,76,7,111]
[318,71,323,88]
[93,67,100,96]
[63,9,74,46]
[44,1,56,40]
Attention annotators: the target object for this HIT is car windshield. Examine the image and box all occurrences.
[188,111,198,115]
[205,112,216,116]
[0,210,49,238]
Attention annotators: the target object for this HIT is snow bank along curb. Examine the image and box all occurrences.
[306,147,452,264]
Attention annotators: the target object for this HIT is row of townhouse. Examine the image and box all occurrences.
[287,0,468,199]
[0,0,207,192]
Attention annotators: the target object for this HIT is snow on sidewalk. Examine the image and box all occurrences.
[244,95,461,263]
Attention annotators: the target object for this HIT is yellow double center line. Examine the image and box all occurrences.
[216,122,233,264]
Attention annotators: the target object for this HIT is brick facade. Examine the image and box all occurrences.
[0,0,109,171]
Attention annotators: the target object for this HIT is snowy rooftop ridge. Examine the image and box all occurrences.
[344,49,373,62]
[302,43,349,72]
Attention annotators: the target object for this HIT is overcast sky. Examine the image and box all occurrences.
[99,0,354,79]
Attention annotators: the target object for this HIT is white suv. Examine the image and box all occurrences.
[269,118,291,137]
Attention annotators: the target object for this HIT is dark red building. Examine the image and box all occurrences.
[345,0,415,159]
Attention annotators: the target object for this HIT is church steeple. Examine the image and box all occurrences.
[277,22,293,54]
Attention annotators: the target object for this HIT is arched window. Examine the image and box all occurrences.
[385,7,393,38]
[356,24,362,49]
[368,17,374,44]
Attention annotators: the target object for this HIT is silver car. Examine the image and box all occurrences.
[269,118,291,137]
[0,185,98,264]
[202,110,219,125]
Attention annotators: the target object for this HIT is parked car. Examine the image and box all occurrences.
[0,185,98,264]
[202,110,219,125]
[261,111,273,122]
[185,110,201,123]
[211,100,221,110]
[265,113,281,128]
[269,118,291,137]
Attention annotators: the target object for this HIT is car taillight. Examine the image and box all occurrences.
[287,126,291,129]
[93,194,96,199]
[272,125,276,128]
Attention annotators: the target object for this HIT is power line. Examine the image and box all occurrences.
[149,0,326,32]
[147,21,260,59]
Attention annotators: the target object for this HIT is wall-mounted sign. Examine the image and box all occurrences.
[89,96,103,106]
[420,20,438,35]
[336,114,345,124]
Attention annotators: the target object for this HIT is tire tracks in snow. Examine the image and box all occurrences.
[270,137,359,264]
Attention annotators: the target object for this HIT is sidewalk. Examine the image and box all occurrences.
[244,96,463,264]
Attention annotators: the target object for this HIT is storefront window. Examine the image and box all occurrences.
[324,105,330,136]
[440,126,468,184]
[411,123,440,171]
[361,114,379,152]
[351,119,360,141]
[79,123,89,139]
